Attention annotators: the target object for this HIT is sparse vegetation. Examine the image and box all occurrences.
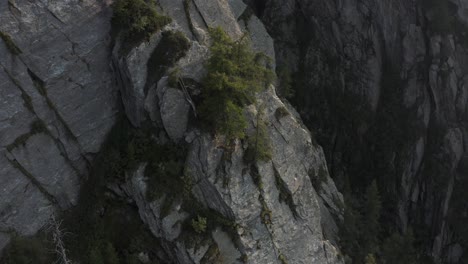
[199,27,274,141]
[168,67,181,88]
[146,31,191,87]
[245,108,272,163]
[276,66,294,99]
[278,253,288,264]
[112,0,172,53]
[275,106,290,120]
[191,215,207,234]
[0,234,55,264]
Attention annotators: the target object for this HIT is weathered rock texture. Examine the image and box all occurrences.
[0,0,117,249]
[0,0,344,263]
[249,0,468,262]
[112,0,344,263]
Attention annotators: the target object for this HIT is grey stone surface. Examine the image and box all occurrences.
[212,228,242,264]
[0,153,54,237]
[0,0,118,248]
[1,1,346,263]
[8,133,80,209]
[157,78,191,142]
[112,26,167,127]
[245,15,276,68]
[116,2,344,262]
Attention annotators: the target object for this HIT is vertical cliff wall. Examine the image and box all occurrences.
[0,0,345,263]
[250,0,468,262]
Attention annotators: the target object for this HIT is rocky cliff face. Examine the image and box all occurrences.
[0,0,117,250]
[0,0,344,263]
[249,0,468,262]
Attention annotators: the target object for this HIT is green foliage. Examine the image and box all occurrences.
[168,67,181,88]
[0,235,54,264]
[362,180,382,255]
[245,108,272,163]
[260,198,272,226]
[112,0,171,53]
[191,215,208,234]
[278,253,288,264]
[145,143,187,202]
[365,254,377,264]
[339,198,362,262]
[146,31,191,87]
[61,118,172,264]
[381,230,417,264]
[0,31,21,55]
[276,66,294,99]
[275,106,290,120]
[199,27,274,141]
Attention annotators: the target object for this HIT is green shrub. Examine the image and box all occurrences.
[245,109,272,163]
[168,67,181,88]
[276,66,294,99]
[112,0,171,53]
[191,215,207,234]
[278,253,288,264]
[275,106,290,120]
[199,27,274,141]
[381,230,417,264]
[0,235,54,264]
[146,31,191,87]
[145,143,187,202]
[0,31,21,55]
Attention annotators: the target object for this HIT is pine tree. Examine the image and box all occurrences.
[361,180,381,256]
[381,230,417,264]
[199,27,273,141]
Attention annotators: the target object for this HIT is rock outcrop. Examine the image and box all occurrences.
[0,0,344,263]
[112,0,344,263]
[0,0,117,249]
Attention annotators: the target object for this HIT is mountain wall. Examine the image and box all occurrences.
[0,0,344,263]
[249,0,468,262]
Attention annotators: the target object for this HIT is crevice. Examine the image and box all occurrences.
[27,68,79,144]
[6,120,47,152]
[190,0,209,29]
[45,7,65,24]
[272,164,299,219]
[6,158,58,206]
[0,65,34,113]
[0,31,22,55]
[50,24,91,71]
[183,0,199,42]
[1,64,86,178]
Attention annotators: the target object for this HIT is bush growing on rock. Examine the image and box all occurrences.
[112,0,171,52]
[0,235,54,264]
[191,215,207,234]
[146,31,191,87]
[199,27,274,141]
[245,108,272,162]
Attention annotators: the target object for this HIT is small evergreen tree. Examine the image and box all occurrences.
[381,230,417,264]
[362,180,382,256]
[112,0,171,53]
[245,107,272,162]
[199,27,274,141]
